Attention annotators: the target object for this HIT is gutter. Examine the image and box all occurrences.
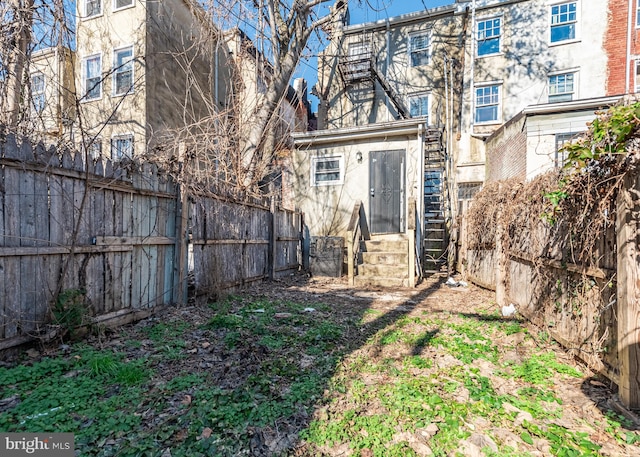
[521,95,623,115]
[292,119,428,146]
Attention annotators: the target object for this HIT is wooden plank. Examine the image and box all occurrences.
[616,173,640,409]
[0,245,133,256]
[3,257,19,338]
[34,165,49,247]
[507,249,611,279]
[48,173,65,247]
[94,236,175,246]
[190,239,269,245]
[20,256,36,333]
[0,257,5,339]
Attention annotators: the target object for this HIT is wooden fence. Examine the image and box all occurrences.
[0,134,302,351]
[461,177,639,409]
[189,194,302,298]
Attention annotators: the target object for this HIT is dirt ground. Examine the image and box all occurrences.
[7,272,639,456]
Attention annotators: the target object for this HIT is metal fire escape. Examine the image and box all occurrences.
[423,128,449,274]
[338,41,410,119]
[338,40,451,275]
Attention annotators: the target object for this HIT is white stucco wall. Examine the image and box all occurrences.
[525,110,596,180]
[292,126,425,240]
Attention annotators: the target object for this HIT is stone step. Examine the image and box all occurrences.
[361,239,408,252]
[361,251,408,265]
[360,262,409,277]
[355,274,410,288]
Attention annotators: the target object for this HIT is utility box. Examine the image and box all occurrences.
[309,236,344,277]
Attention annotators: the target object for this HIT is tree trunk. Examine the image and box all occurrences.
[4,0,34,129]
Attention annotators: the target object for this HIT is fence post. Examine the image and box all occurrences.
[269,197,276,280]
[495,187,507,306]
[616,172,640,409]
[408,198,416,288]
[174,185,189,305]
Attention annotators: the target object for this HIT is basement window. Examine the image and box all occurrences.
[312,155,344,186]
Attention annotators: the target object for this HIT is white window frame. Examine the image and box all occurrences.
[555,132,579,168]
[84,138,102,160]
[636,60,640,93]
[409,93,429,120]
[408,30,430,67]
[83,0,102,18]
[550,1,578,44]
[111,134,134,160]
[31,73,45,113]
[113,46,134,96]
[82,54,102,101]
[311,155,344,187]
[476,16,501,57]
[113,0,134,11]
[474,83,501,124]
[548,71,576,103]
[637,0,640,27]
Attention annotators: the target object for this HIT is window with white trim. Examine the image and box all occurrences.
[114,47,134,96]
[637,0,640,27]
[555,132,578,168]
[477,17,501,56]
[636,60,640,92]
[548,72,575,103]
[83,55,102,100]
[31,73,45,113]
[409,32,430,67]
[84,138,102,160]
[111,134,133,160]
[84,0,102,17]
[550,2,577,43]
[114,0,133,10]
[312,155,344,186]
[474,84,500,123]
[409,94,429,121]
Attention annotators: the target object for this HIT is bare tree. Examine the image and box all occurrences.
[201,0,347,189]
[1,0,35,129]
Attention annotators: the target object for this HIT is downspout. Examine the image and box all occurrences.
[626,0,633,94]
[386,18,391,121]
[418,122,425,263]
[469,0,477,127]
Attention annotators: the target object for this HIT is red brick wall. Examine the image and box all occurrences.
[605,0,633,95]
[485,116,527,182]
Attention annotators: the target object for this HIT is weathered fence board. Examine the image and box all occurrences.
[0,135,303,352]
[463,176,629,406]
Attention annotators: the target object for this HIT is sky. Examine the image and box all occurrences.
[295,0,455,111]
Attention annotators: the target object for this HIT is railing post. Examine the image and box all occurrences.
[408,198,416,287]
[347,229,355,286]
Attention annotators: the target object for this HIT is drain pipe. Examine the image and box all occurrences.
[386,17,391,120]
[626,0,633,94]
[469,0,477,127]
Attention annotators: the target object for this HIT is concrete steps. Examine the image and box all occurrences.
[355,234,410,288]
